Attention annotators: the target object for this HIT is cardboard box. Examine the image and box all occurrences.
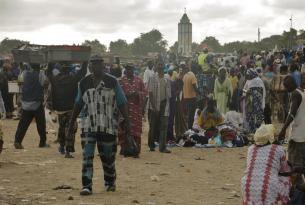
[8,82,21,93]
[46,46,91,62]
[12,49,46,63]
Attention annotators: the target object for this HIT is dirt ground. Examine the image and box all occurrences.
[0,119,248,205]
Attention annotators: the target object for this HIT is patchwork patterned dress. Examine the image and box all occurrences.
[245,87,265,133]
[241,144,291,205]
[120,76,146,151]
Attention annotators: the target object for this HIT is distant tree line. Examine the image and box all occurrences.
[1,28,305,57]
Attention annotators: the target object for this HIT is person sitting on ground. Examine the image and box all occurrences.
[241,124,291,205]
[198,98,224,130]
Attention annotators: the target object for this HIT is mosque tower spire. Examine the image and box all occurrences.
[178,10,192,57]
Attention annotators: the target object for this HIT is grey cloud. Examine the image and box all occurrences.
[0,0,304,45]
[0,0,149,33]
[0,0,241,33]
[264,0,305,10]
[192,4,241,20]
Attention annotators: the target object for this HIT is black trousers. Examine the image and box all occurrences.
[184,98,197,129]
[14,105,46,144]
[264,104,272,124]
[148,109,168,151]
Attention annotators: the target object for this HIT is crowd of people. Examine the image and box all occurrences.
[0,46,305,202]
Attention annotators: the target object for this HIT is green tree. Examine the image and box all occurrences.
[259,35,284,51]
[201,36,222,52]
[297,29,305,45]
[299,29,305,38]
[282,28,297,49]
[169,41,178,54]
[81,39,107,55]
[109,39,131,56]
[223,41,256,53]
[192,42,201,53]
[130,29,168,56]
[0,38,28,55]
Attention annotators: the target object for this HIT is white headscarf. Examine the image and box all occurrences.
[254,124,275,145]
[243,68,266,109]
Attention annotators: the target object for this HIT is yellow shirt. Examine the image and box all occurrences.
[183,72,197,99]
[198,111,224,130]
[171,71,178,81]
[198,53,209,72]
[229,76,238,91]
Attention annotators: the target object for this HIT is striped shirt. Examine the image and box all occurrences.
[147,73,171,116]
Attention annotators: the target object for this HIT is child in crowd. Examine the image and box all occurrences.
[192,108,202,131]
[192,95,206,132]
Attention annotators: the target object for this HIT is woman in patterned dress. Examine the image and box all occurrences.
[119,64,146,156]
[241,125,291,205]
[242,68,266,133]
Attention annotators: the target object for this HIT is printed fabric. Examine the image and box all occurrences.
[76,74,127,135]
[241,144,291,205]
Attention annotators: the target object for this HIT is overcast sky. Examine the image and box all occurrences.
[0,0,304,47]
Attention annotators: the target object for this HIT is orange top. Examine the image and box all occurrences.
[183,71,197,99]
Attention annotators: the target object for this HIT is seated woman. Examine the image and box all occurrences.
[198,99,224,131]
[241,124,291,205]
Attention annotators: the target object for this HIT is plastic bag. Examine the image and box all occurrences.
[208,134,222,146]
[122,135,139,157]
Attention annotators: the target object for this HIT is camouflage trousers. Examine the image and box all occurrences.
[58,111,77,152]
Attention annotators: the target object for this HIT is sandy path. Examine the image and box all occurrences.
[0,119,246,205]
